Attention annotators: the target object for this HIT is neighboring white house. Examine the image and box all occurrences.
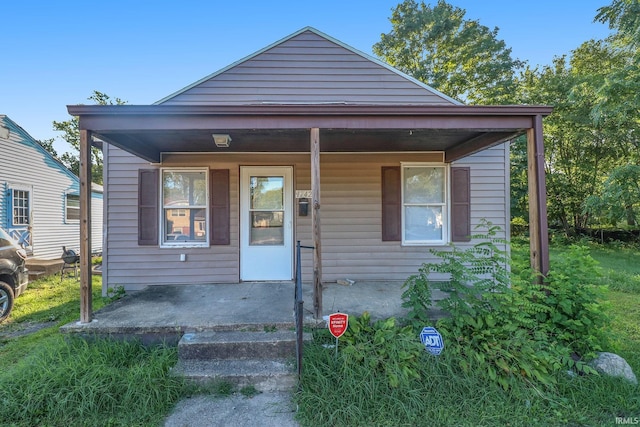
[0,115,103,260]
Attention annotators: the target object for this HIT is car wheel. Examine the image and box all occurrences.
[0,281,14,322]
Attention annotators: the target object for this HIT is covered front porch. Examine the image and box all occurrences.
[69,105,552,324]
[60,281,448,343]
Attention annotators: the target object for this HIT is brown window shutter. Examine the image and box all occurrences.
[381,166,401,241]
[451,167,471,242]
[210,169,230,245]
[138,169,159,246]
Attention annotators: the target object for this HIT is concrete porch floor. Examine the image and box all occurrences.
[60,281,439,343]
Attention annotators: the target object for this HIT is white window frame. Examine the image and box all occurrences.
[65,193,80,223]
[160,168,209,248]
[401,163,449,246]
[10,184,32,226]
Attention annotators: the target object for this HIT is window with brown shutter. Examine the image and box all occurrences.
[382,164,471,244]
[451,167,471,242]
[381,166,401,241]
[138,169,159,245]
[210,169,230,245]
[138,168,231,246]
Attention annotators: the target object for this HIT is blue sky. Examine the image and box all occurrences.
[1,0,611,154]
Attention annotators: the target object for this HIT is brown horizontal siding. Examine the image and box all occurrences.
[163,95,446,105]
[208,71,417,82]
[105,147,507,288]
[161,30,454,106]
[176,87,435,96]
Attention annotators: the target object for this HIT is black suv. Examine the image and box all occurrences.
[0,227,28,322]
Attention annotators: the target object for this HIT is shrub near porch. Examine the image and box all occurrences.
[296,225,637,426]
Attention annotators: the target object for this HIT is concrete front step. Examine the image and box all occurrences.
[178,330,311,360]
[174,330,311,391]
[171,359,297,392]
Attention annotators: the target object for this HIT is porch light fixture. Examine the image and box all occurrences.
[212,134,232,148]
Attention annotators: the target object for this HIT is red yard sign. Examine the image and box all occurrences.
[328,313,349,338]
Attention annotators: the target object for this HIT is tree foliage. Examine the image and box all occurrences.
[584,164,640,226]
[596,0,640,45]
[37,138,57,158]
[52,91,126,184]
[510,0,640,233]
[373,0,523,104]
[514,39,635,232]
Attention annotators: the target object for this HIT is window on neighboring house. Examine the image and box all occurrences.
[161,169,208,246]
[66,194,80,221]
[12,189,30,226]
[402,164,448,245]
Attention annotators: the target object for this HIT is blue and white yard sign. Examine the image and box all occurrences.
[420,326,444,355]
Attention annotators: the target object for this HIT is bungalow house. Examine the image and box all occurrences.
[68,27,550,321]
[0,115,103,260]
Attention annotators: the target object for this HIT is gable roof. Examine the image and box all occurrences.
[1,115,79,183]
[0,115,103,194]
[156,27,460,106]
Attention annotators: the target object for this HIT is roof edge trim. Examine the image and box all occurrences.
[68,104,553,117]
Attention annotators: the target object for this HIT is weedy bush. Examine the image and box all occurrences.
[402,221,608,389]
[537,246,610,357]
[338,312,424,388]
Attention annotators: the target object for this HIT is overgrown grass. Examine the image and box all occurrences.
[295,239,640,426]
[0,274,229,426]
[3,242,639,426]
[0,336,184,427]
[297,339,639,426]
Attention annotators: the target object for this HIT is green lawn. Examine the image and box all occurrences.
[1,241,639,426]
[296,240,640,426]
[0,276,194,427]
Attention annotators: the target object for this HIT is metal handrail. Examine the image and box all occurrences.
[295,240,314,386]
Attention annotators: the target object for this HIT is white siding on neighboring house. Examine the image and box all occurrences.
[0,115,103,260]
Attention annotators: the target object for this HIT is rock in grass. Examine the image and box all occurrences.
[588,352,637,385]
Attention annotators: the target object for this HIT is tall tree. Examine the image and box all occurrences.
[373,0,524,104]
[593,0,640,154]
[54,91,126,184]
[584,164,640,226]
[512,34,636,233]
[596,0,640,45]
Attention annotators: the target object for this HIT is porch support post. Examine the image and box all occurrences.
[79,129,93,323]
[311,127,323,319]
[526,115,550,278]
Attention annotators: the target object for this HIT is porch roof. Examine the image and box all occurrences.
[67,103,552,163]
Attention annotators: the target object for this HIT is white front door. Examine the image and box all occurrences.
[240,166,293,281]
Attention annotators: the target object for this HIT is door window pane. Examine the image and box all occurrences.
[250,177,283,210]
[250,211,284,245]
